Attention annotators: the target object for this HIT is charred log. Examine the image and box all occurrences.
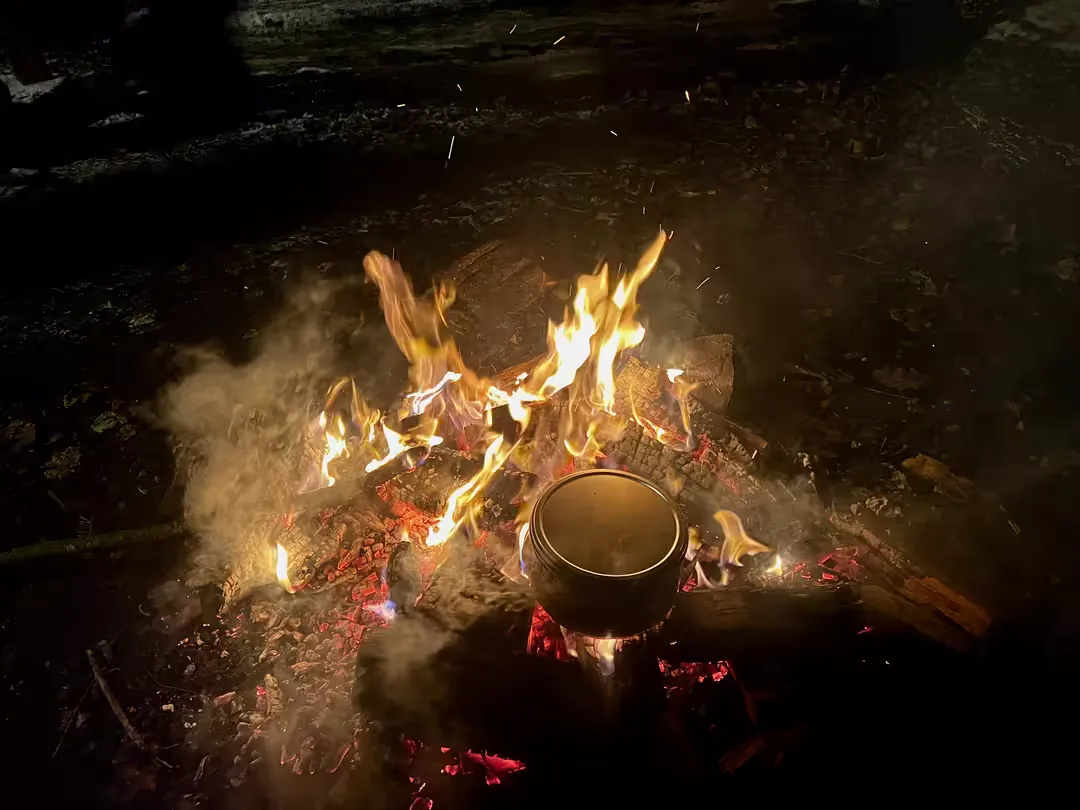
[654,585,862,663]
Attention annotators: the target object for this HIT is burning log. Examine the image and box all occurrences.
[290,453,426,514]
[829,512,992,642]
[443,242,554,373]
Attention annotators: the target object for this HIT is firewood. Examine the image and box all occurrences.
[860,584,975,652]
[652,585,862,662]
[674,334,735,414]
[830,511,992,639]
[443,241,552,373]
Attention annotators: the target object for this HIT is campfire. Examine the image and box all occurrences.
[274,233,763,596]
[256,233,784,676]
[137,233,993,804]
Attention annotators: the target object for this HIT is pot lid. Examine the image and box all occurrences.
[533,470,682,577]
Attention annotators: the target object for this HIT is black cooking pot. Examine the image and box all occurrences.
[524,469,688,638]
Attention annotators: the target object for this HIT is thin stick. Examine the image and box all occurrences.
[53,675,94,758]
[0,521,185,567]
[865,386,916,402]
[86,649,147,750]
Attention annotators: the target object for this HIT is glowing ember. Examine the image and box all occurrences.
[526,603,573,660]
[441,750,527,785]
[657,659,732,697]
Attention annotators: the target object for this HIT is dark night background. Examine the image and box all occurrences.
[2,0,1080,804]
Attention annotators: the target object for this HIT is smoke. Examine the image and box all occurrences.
[158,277,381,594]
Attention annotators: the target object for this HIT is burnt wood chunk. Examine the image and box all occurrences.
[653,585,862,662]
[443,241,554,373]
[675,333,735,414]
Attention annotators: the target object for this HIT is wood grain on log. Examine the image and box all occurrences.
[443,241,552,374]
[830,511,992,639]
[860,584,975,652]
[675,334,735,414]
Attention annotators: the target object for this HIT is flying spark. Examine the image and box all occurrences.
[610,130,618,137]
[397,103,405,107]
[457,83,462,92]
[696,276,711,290]
[553,35,565,45]
[685,90,691,102]
[510,23,517,34]
[447,135,456,161]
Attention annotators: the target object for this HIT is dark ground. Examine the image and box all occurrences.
[2,0,1080,804]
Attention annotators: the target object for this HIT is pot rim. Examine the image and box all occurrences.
[531,469,686,580]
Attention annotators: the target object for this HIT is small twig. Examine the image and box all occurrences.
[837,250,882,265]
[0,521,186,567]
[865,386,916,402]
[776,480,799,504]
[194,754,211,785]
[53,676,94,758]
[144,666,199,696]
[788,364,831,383]
[86,649,147,750]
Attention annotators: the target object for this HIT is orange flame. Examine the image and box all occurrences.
[669,371,698,451]
[713,509,771,586]
[319,411,348,486]
[275,543,296,593]
[294,232,670,562]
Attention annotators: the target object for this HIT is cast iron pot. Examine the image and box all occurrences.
[524,469,688,638]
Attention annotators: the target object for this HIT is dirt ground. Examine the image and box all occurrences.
[2,0,1080,804]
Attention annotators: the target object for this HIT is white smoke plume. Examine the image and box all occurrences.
[158,277,382,597]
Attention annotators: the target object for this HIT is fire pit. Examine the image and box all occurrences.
[119,232,994,810]
[525,469,687,638]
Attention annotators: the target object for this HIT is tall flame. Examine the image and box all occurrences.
[319,412,348,486]
[284,232,672,580]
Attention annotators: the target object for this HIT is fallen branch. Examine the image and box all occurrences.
[86,648,147,751]
[52,675,94,758]
[0,521,186,567]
